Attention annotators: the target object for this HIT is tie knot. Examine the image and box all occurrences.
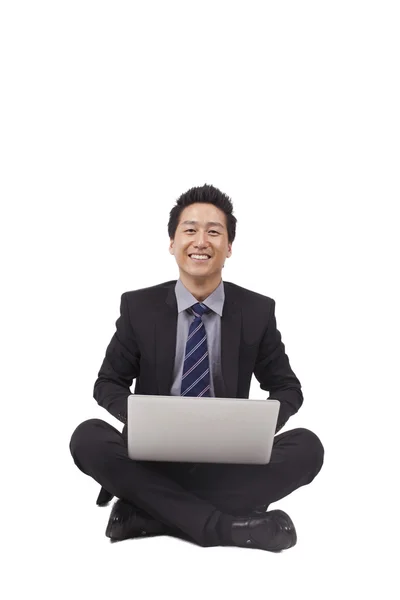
[191,302,211,318]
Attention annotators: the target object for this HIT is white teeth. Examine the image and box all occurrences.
[191,254,209,260]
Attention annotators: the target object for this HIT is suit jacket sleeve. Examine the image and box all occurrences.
[253,299,303,433]
[93,293,140,423]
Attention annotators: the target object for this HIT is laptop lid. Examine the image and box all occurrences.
[127,394,280,465]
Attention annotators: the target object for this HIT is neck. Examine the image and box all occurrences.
[179,272,222,302]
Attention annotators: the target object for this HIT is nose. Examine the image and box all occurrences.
[193,231,209,248]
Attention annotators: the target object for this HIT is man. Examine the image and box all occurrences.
[69,184,324,551]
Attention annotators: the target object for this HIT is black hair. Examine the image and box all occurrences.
[168,184,237,244]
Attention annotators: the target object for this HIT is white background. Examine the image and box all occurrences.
[1,1,399,598]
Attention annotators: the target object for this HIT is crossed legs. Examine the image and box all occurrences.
[69,418,324,546]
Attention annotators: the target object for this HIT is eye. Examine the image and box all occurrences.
[185,229,219,234]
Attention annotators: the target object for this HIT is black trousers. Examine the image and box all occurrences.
[69,418,324,547]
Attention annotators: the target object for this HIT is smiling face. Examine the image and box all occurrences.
[169,203,232,287]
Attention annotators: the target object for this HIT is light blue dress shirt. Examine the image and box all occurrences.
[170,278,225,397]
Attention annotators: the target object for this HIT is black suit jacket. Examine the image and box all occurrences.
[93,279,303,434]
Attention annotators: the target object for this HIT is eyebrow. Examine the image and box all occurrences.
[181,220,225,229]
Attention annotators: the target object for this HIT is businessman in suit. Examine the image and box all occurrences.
[69,184,324,551]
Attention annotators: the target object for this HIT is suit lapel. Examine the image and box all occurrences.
[154,281,242,398]
[220,282,241,398]
[154,284,178,395]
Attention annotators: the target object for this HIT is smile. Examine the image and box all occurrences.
[189,254,211,262]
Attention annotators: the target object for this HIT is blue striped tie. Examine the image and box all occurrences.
[180,302,211,397]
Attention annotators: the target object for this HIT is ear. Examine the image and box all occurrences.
[169,239,174,254]
[227,243,232,258]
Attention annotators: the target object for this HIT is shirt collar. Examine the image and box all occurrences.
[175,278,225,317]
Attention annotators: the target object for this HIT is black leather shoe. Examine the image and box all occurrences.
[105,499,169,541]
[231,509,297,552]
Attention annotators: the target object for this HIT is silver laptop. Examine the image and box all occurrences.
[127,394,280,465]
